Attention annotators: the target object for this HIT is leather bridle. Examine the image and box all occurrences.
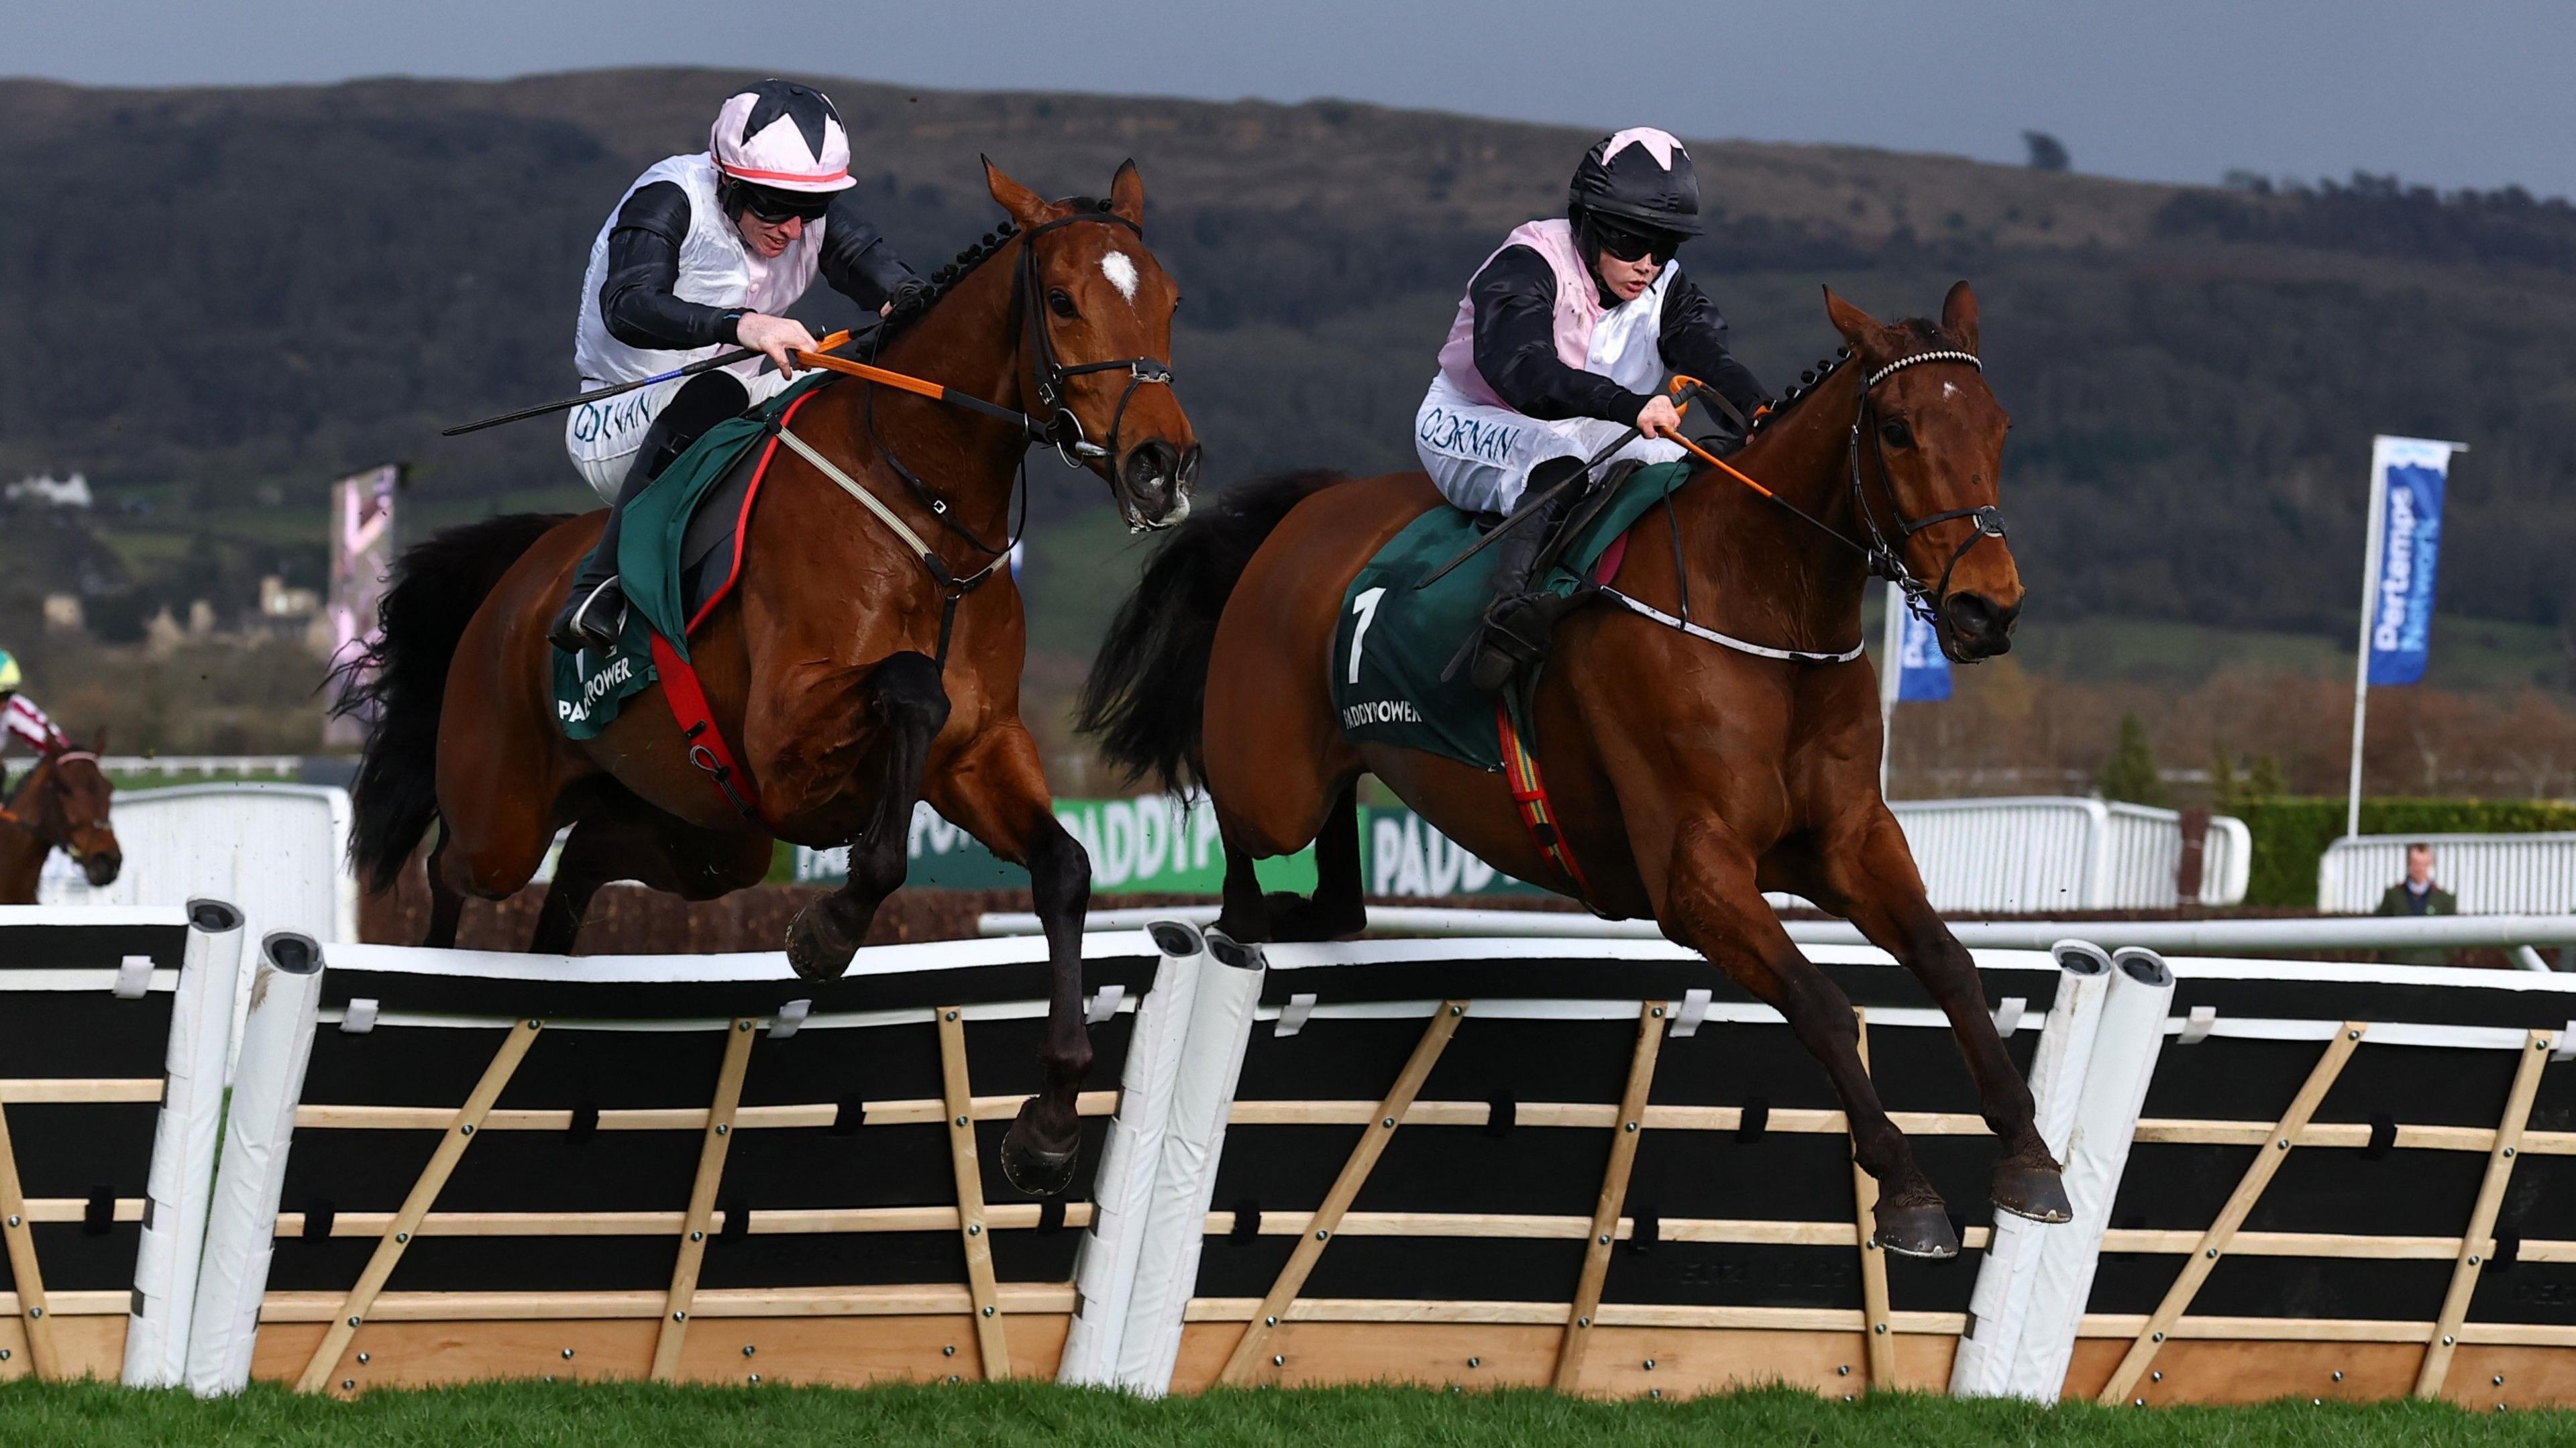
[863,205,1183,557]
[1015,208,1179,514]
[1847,349,2008,626]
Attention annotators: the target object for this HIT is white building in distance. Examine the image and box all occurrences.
[6,472,93,508]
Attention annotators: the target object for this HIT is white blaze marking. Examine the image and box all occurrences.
[1101,250,1139,303]
[1943,381,1960,399]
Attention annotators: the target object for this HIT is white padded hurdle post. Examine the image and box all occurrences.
[2003,945,2175,1400]
[184,932,324,1396]
[1950,939,2112,1398]
[1060,922,1210,1385]
[122,899,248,1388]
[1112,930,1267,1394]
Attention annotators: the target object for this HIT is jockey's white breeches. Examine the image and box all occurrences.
[1413,374,1683,515]
[563,367,802,503]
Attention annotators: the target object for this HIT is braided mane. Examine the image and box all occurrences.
[876,197,1120,342]
[1745,319,1964,436]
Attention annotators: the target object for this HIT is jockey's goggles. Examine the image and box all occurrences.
[734,183,833,224]
[1593,221,1682,265]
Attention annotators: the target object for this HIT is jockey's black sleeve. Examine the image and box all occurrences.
[598,182,743,351]
[1658,273,1770,420]
[816,192,922,314]
[1469,246,1656,425]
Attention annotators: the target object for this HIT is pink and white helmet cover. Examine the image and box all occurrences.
[710,82,856,193]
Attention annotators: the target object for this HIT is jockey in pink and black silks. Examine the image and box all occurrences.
[1417,127,1770,689]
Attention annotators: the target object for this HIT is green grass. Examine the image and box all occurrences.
[0,1380,2565,1447]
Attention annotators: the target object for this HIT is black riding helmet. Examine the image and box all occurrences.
[1568,127,1701,271]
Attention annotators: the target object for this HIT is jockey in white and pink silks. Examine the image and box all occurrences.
[549,79,929,655]
[1415,127,1770,689]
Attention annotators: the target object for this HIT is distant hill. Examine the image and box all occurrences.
[3,67,2575,651]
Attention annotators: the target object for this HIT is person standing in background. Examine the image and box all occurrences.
[2372,842,2456,965]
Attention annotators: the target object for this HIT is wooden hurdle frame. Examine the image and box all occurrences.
[191,934,1181,1396]
[1141,939,2576,1406]
[260,1013,1128,1394]
[1174,974,2051,1400]
[2065,1024,2574,1409]
[131,927,2576,1404]
[0,905,241,1388]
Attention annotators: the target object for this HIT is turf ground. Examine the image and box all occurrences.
[1,1381,2569,1447]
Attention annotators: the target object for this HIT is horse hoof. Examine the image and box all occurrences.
[999,1098,1081,1198]
[1874,1201,1960,1260]
[1992,1162,2074,1224]
[1265,891,1366,944]
[783,902,859,982]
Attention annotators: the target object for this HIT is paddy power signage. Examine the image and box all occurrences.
[792,795,1544,897]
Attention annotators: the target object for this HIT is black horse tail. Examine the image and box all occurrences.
[1077,471,1349,795]
[330,513,570,893]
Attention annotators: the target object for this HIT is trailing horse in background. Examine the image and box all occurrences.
[335,160,1198,1195]
[1081,284,2061,1256]
[0,736,123,901]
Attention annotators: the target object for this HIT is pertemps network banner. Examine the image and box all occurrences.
[1895,603,1953,702]
[2364,436,2455,686]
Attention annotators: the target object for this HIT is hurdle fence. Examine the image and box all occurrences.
[3,905,2572,1404]
[180,932,1201,1395]
[0,903,250,1386]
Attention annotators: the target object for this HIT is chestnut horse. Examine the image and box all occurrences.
[0,738,124,902]
[338,160,1197,1194]
[1082,284,2063,1255]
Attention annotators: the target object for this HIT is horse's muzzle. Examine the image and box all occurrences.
[81,848,123,888]
[1943,592,2019,661]
[1118,441,1199,529]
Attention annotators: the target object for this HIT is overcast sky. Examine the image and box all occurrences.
[19,0,2576,199]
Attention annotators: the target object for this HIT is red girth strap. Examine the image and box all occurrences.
[649,632,766,827]
[1496,699,1593,902]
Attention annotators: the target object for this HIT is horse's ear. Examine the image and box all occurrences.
[1108,159,1144,229]
[1823,286,1890,357]
[1941,280,1980,355]
[982,155,1049,229]
[89,726,106,753]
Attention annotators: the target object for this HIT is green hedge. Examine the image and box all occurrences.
[2235,797,2576,907]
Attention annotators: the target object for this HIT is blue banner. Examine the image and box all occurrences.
[1896,604,1953,702]
[2364,437,2455,687]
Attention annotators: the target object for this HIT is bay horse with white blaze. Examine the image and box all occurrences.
[0,736,123,902]
[1081,284,2064,1256]
[338,160,1197,1195]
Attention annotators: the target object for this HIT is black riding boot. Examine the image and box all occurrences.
[1468,459,1586,691]
[549,457,645,655]
[549,371,749,655]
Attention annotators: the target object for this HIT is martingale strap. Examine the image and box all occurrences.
[1496,700,1593,902]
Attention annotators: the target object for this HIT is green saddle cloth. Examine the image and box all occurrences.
[551,374,832,740]
[1330,461,1689,772]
